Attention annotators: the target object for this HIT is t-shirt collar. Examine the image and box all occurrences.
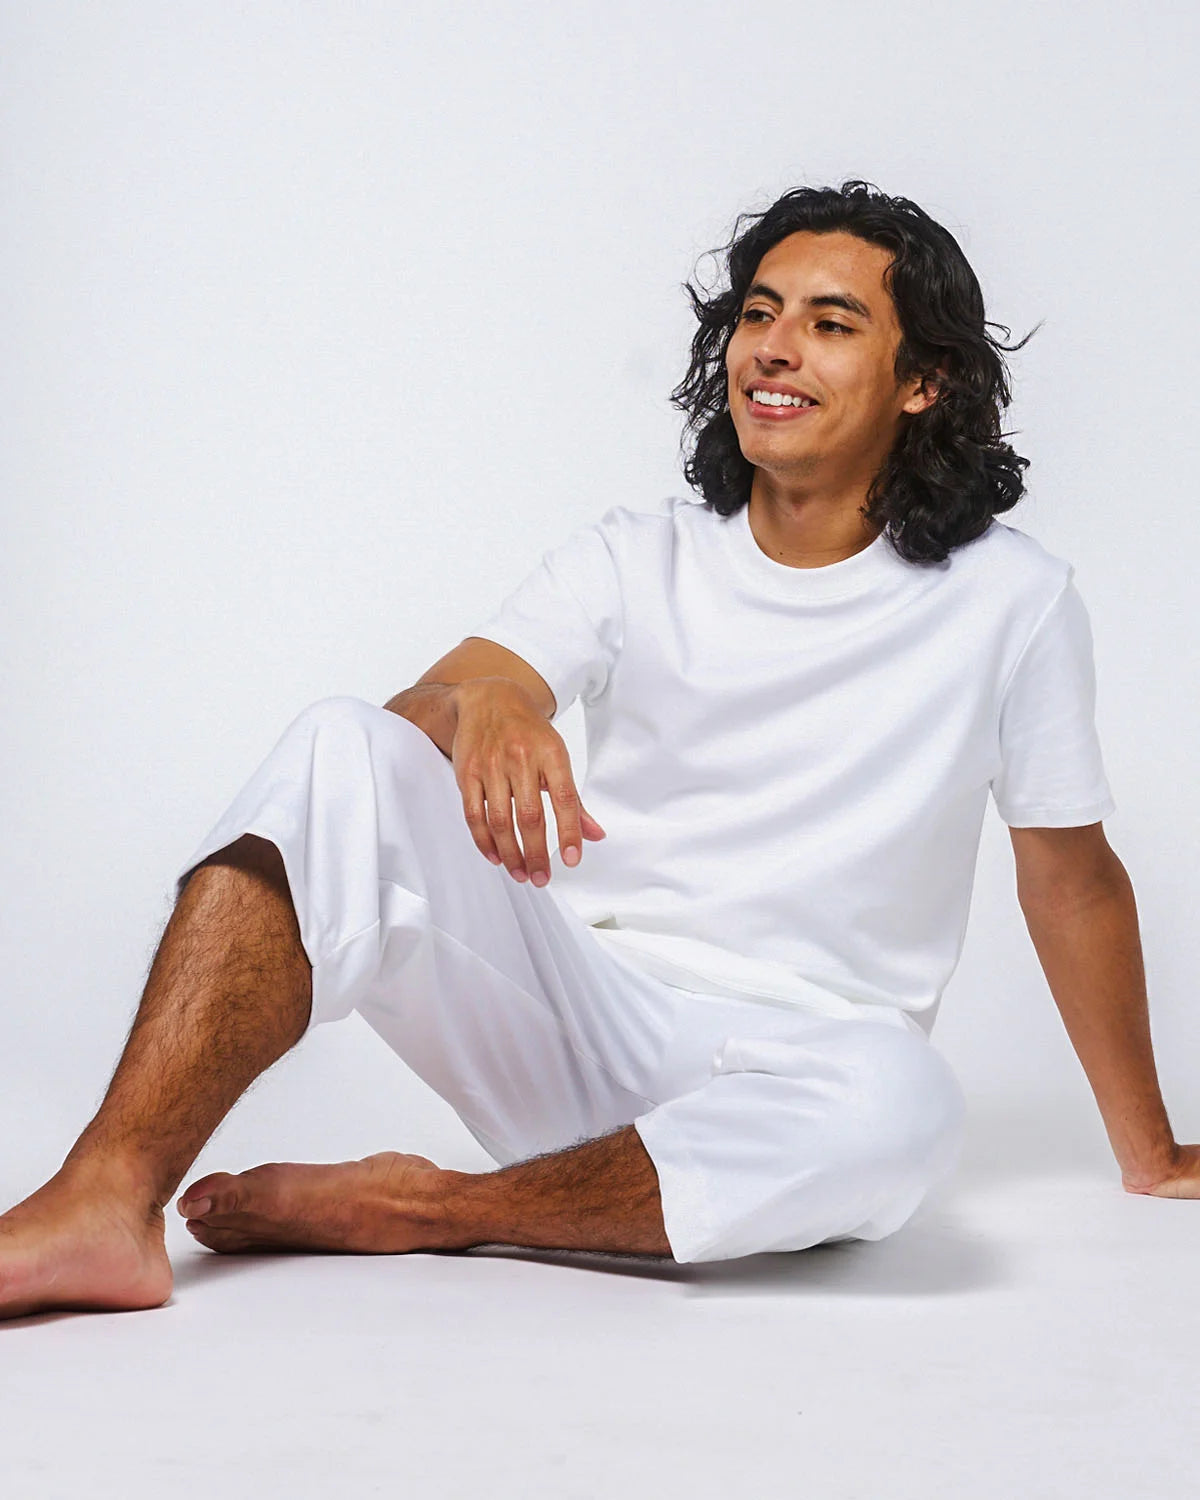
[720,499,908,601]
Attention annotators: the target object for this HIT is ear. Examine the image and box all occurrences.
[902,367,947,417]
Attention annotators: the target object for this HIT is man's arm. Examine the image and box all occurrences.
[1009,822,1180,1190]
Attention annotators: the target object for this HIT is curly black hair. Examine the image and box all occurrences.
[670,179,1038,565]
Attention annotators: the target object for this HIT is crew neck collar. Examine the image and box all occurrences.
[720,500,906,601]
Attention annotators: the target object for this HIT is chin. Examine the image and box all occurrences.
[747,448,822,481]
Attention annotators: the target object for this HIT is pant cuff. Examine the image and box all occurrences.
[633,1110,721,1264]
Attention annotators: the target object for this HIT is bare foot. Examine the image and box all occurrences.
[0,1167,173,1321]
[178,1152,445,1254]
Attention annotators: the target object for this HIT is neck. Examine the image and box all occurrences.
[746,475,883,569]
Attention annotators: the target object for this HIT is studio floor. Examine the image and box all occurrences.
[2,1076,1195,1500]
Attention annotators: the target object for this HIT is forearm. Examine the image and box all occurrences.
[382,682,460,758]
[1021,868,1177,1184]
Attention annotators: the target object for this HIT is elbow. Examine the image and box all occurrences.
[1017,854,1132,920]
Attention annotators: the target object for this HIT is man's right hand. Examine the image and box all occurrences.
[449,678,606,886]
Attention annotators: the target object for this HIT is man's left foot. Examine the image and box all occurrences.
[177,1152,444,1254]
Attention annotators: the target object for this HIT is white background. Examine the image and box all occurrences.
[2,4,1197,1495]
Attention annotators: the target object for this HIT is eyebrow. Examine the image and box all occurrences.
[742,281,873,322]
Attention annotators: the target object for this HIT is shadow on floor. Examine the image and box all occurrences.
[458,1210,1001,1299]
[156,1200,1002,1303]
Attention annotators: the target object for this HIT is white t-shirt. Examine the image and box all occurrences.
[467,496,1116,1036]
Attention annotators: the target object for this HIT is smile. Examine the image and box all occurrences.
[745,393,819,422]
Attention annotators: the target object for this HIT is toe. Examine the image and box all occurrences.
[186,1219,254,1254]
[177,1172,240,1219]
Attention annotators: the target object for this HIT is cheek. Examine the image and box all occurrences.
[841,361,894,415]
[828,345,869,379]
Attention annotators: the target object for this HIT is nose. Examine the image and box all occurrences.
[752,322,801,368]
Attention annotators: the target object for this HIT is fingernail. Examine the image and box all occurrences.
[513,869,528,882]
[563,846,580,866]
[531,871,548,887]
[182,1196,211,1216]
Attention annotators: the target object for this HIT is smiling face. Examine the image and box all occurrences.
[725,229,939,495]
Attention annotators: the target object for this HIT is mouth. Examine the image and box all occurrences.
[743,389,820,422]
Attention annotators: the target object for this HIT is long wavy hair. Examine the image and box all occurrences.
[670,180,1038,565]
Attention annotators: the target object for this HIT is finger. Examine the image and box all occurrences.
[483,772,529,880]
[544,762,586,866]
[580,808,607,841]
[510,768,553,885]
[459,774,503,866]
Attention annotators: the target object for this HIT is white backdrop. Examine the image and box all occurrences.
[2,0,1197,1201]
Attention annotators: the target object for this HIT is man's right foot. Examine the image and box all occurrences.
[0,1165,173,1321]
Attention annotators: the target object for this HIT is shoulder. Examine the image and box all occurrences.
[976,517,1074,578]
[592,496,685,534]
[538,499,677,586]
[567,496,687,557]
[953,517,1075,606]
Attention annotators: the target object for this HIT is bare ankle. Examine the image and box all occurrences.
[57,1142,168,1208]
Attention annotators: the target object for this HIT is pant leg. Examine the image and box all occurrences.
[632,996,967,1264]
[171,696,680,1165]
[171,695,966,1262]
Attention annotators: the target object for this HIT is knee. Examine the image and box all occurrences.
[289,696,422,755]
[285,695,449,789]
[290,695,384,734]
[844,1026,967,1178]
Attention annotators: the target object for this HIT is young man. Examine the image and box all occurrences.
[1,181,1193,1321]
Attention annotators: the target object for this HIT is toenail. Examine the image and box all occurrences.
[184,1197,212,1215]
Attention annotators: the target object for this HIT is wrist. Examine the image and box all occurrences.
[383,682,460,759]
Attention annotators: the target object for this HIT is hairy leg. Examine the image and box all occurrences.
[439,1124,671,1256]
[180,1122,673,1258]
[0,834,313,1320]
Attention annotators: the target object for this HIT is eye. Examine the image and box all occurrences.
[739,310,852,331]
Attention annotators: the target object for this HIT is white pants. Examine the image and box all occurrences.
[172,697,967,1264]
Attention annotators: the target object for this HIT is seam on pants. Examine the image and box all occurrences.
[310,916,383,973]
[412,907,662,1112]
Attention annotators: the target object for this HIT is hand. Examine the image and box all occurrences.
[1122,1143,1199,1197]
[450,677,606,887]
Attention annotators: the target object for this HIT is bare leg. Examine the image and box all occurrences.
[179,1122,673,1258]
[0,834,313,1320]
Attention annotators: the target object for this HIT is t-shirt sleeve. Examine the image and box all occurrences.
[464,509,625,723]
[990,572,1117,827]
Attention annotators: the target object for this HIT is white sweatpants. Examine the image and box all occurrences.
[172,696,967,1264]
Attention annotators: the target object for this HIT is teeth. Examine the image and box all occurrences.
[751,390,814,407]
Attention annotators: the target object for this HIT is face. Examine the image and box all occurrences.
[724,229,938,491]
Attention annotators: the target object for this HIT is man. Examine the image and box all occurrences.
[1,180,1193,1321]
